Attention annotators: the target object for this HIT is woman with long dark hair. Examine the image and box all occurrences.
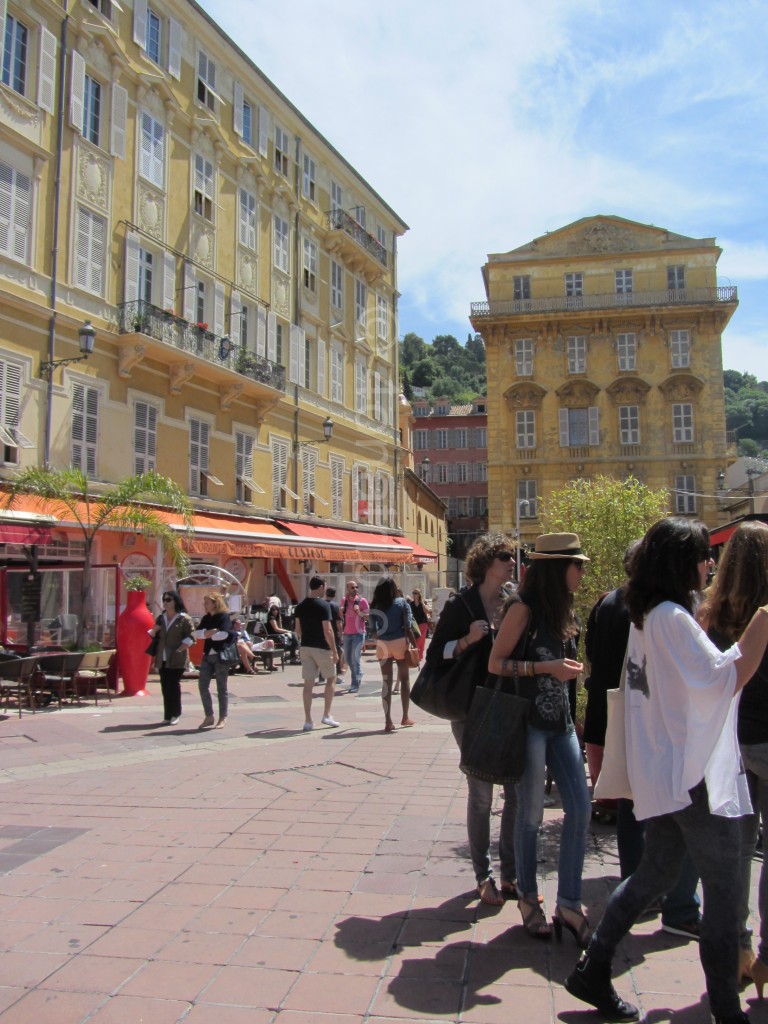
[148,590,194,725]
[196,592,233,731]
[564,517,768,1024]
[698,521,768,995]
[369,577,415,732]
[489,533,589,941]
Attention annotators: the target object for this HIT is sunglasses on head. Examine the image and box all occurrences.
[494,551,514,562]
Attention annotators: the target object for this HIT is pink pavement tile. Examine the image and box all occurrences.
[198,964,299,1008]
[354,874,418,898]
[343,893,411,917]
[307,939,392,977]
[323,839,381,856]
[0,987,103,1024]
[370,976,463,1019]
[229,935,318,970]
[182,1006,273,1024]
[292,870,360,893]
[30,876,111,901]
[209,885,285,911]
[276,888,350,915]
[153,929,245,965]
[12,923,110,954]
[85,926,176,959]
[186,904,267,937]
[385,946,469,982]
[55,901,140,927]
[149,882,226,906]
[0,950,71,988]
[461,981,552,1023]
[259,909,336,941]
[118,901,199,932]
[40,954,144,993]
[236,866,304,889]
[174,864,247,886]
[118,959,218,1001]
[280,971,380,1014]
[276,1013,368,1024]
[0,987,26,1014]
[3,920,49,949]
[195,847,262,866]
[85,993,192,1023]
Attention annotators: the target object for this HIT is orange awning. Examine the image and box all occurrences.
[408,543,438,564]
[276,521,414,563]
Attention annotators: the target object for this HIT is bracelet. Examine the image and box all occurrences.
[528,661,536,677]
[512,659,519,683]
[501,657,509,675]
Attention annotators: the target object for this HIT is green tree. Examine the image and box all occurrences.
[4,468,194,647]
[411,357,437,388]
[400,332,426,364]
[539,475,669,630]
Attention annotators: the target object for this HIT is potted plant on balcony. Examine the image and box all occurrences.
[163,307,175,322]
[117,575,155,697]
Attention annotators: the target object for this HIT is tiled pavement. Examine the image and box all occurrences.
[1,652,767,1023]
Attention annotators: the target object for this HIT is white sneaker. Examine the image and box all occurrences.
[169,716,180,725]
[321,715,340,727]
[302,721,314,731]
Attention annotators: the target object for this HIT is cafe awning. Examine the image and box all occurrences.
[276,521,413,563]
[408,543,438,564]
[0,523,54,546]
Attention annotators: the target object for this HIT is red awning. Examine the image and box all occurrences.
[409,543,438,563]
[0,523,54,546]
[276,521,414,563]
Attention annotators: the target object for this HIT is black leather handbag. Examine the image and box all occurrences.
[459,675,529,784]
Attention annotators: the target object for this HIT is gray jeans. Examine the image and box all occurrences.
[588,780,742,1019]
[740,742,768,962]
[198,651,229,719]
[452,721,517,885]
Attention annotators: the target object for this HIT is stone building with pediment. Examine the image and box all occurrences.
[469,215,738,549]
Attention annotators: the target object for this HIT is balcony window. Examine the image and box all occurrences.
[2,14,28,94]
[675,474,696,513]
[668,265,685,291]
[670,329,690,368]
[515,338,533,376]
[516,409,535,449]
[672,402,693,443]
[619,405,639,445]
[513,275,530,301]
[617,332,636,371]
[567,335,586,374]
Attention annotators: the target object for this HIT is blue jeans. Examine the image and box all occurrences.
[198,652,229,719]
[616,798,701,928]
[514,724,591,908]
[589,780,742,1019]
[452,721,517,885]
[343,633,365,690]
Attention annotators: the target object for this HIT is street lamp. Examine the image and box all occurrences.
[516,497,530,581]
[421,457,430,483]
[40,320,96,377]
[293,416,334,452]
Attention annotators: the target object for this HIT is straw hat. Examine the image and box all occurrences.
[529,533,590,561]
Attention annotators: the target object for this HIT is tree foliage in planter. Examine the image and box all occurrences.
[539,475,669,632]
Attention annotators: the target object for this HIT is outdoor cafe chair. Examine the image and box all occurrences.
[0,656,40,718]
[72,649,116,704]
[35,652,85,710]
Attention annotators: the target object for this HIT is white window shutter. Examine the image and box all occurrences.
[8,168,30,262]
[124,231,140,303]
[182,263,195,322]
[256,306,267,357]
[162,251,176,310]
[110,84,128,159]
[588,406,600,446]
[317,338,326,397]
[289,324,302,385]
[70,51,85,133]
[258,106,269,156]
[233,81,243,136]
[168,19,182,80]
[230,289,241,344]
[37,28,57,114]
[267,312,276,361]
[133,0,148,48]
[373,370,381,420]
[352,466,359,520]
[214,282,225,337]
[0,0,6,74]
[559,408,569,447]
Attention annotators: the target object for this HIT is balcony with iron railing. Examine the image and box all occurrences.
[470,286,738,320]
[325,209,388,271]
[118,301,286,393]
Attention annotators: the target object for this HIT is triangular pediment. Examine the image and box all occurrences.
[493,215,716,262]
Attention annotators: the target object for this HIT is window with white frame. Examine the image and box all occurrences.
[193,154,214,221]
[196,50,217,112]
[615,269,633,294]
[476,496,488,517]
[83,74,102,146]
[354,357,367,414]
[667,265,685,291]
[672,402,693,443]
[436,464,448,484]
[138,247,153,305]
[376,295,387,339]
[146,7,163,64]
[455,428,467,448]
[413,404,429,418]
[567,335,586,373]
[0,358,29,465]
[241,98,253,147]
[515,338,533,376]
[330,455,343,520]
[455,463,468,483]
[239,303,250,348]
[88,0,115,19]
[617,332,636,371]
[457,497,470,517]
[619,405,640,445]
[2,13,28,94]
[376,223,387,253]
[71,381,99,477]
[351,204,366,228]
[355,279,367,328]
[330,343,344,403]
[516,409,535,448]
[518,479,537,517]
[435,429,448,449]
[447,496,458,517]
[0,159,31,264]
[675,474,696,513]
[195,279,206,326]
[302,153,316,202]
[670,329,690,368]
[331,260,343,310]
[274,124,289,177]
[235,431,259,504]
[238,188,257,250]
[474,426,487,448]
[413,429,428,450]
[330,179,343,213]
[139,111,164,189]
[434,402,450,415]
[75,207,106,295]
[475,462,487,483]
[133,401,157,474]
[302,237,317,292]
[353,464,369,521]
[133,1,181,78]
[565,272,583,297]
[513,275,530,301]
[273,215,289,273]
[302,335,311,389]
[559,406,599,446]
[189,419,222,497]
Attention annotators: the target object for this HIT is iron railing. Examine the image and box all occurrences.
[118,301,286,392]
[326,209,387,267]
[470,286,738,319]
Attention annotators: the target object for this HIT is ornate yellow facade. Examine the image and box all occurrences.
[0,0,407,544]
[469,215,737,546]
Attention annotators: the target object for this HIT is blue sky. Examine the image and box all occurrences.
[203,0,768,376]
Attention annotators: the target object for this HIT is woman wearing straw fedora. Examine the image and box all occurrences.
[489,533,590,944]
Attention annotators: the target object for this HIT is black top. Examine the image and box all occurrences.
[198,611,233,655]
[295,597,332,650]
[425,586,492,676]
[408,599,429,625]
[708,624,768,745]
[584,587,630,696]
[327,600,342,646]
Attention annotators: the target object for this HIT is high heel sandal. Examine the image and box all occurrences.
[738,947,756,986]
[751,958,768,999]
[518,897,552,939]
[477,877,504,906]
[552,904,592,949]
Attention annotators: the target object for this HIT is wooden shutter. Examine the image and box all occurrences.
[289,324,302,385]
[233,80,243,136]
[124,230,140,303]
[37,28,57,114]
[69,51,85,133]
[133,0,148,48]
[267,312,277,361]
[0,0,6,73]
[110,84,128,159]
[168,19,181,79]
[162,251,176,310]
[72,383,98,477]
[213,282,225,337]
[258,105,269,156]
[316,338,326,397]
[559,408,569,447]
[256,306,267,357]
[588,406,600,446]
[373,370,381,420]
[182,263,195,322]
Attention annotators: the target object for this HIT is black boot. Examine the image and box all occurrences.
[710,1013,749,1023]
[564,954,639,1022]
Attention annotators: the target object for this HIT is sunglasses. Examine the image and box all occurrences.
[162,597,174,603]
[494,551,514,562]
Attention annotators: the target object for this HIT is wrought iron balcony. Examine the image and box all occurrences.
[470,286,738,319]
[118,301,286,392]
[326,209,387,267]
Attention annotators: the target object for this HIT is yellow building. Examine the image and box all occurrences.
[0,0,412,623]
[469,215,738,546]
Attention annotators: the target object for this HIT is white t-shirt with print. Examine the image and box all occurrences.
[625,601,749,821]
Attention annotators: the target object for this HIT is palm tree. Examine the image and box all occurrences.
[3,468,194,647]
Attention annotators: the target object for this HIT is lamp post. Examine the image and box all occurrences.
[516,497,529,581]
[42,320,96,468]
[293,415,333,452]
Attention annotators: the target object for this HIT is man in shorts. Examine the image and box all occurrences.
[294,577,339,731]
